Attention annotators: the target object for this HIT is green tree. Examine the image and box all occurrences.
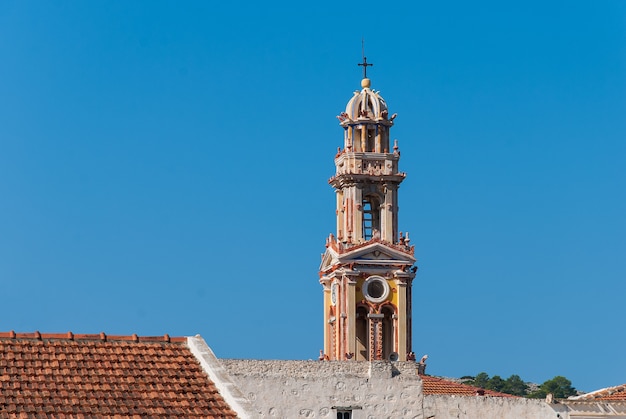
[503,374,528,396]
[529,376,576,399]
[473,372,490,389]
[487,375,505,392]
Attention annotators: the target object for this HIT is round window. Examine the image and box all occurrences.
[362,276,390,303]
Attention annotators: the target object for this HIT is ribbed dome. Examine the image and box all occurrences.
[344,78,389,121]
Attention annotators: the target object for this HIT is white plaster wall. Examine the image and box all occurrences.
[218,358,566,419]
[423,394,561,419]
[220,360,424,419]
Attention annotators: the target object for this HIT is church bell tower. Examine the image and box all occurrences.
[319,59,417,362]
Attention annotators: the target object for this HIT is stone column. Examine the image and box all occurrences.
[354,186,363,242]
[394,278,408,360]
[336,191,343,240]
[344,272,358,360]
[321,279,332,358]
[382,183,394,242]
[360,125,366,152]
[368,313,384,360]
[345,187,354,243]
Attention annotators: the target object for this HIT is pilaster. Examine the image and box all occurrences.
[344,271,359,359]
[394,278,408,360]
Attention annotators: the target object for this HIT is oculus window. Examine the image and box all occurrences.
[362,276,390,303]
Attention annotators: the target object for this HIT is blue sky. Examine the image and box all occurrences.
[1,1,624,392]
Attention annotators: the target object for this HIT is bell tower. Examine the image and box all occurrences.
[319,59,417,362]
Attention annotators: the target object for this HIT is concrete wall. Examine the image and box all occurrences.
[220,360,424,419]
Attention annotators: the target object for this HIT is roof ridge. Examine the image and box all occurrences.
[421,375,518,398]
[569,383,626,400]
[0,330,186,343]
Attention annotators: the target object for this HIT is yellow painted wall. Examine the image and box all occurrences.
[354,277,399,308]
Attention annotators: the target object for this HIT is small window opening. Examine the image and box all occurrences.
[337,411,352,419]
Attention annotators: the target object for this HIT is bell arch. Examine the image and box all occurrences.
[355,305,369,361]
[381,304,396,360]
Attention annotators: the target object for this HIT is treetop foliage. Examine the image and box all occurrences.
[462,373,576,398]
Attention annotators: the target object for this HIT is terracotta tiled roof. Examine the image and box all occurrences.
[0,331,238,418]
[421,375,517,397]
[569,384,626,401]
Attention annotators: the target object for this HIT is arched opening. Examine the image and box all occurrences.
[379,126,389,153]
[352,126,362,152]
[362,196,380,241]
[355,306,369,361]
[366,126,375,152]
[381,305,395,360]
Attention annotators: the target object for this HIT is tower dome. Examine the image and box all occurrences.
[336,76,397,154]
[343,78,392,124]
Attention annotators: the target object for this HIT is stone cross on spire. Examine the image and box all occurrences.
[358,56,373,79]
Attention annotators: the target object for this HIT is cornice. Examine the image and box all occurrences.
[326,236,415,258]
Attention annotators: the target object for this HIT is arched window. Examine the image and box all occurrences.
[366,126,376,152]
[362,196,380,240]
[355,306,369,361]
[381,305,395,360]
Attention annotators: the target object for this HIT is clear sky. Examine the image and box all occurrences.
[1,1,624,392]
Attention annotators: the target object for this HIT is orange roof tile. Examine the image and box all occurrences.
[421,375,517,397]
[570,384,626,401]
[0,331,238,418]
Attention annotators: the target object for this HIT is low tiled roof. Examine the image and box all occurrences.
[0,331,238,418]
[569,384,626,401]
[421,375,517,397]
